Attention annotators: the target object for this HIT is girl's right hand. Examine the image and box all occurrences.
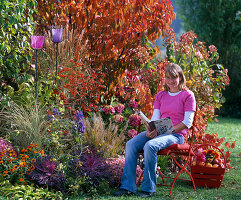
[146,129,158,139]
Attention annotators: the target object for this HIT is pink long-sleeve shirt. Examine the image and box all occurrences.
[154,90,196,137]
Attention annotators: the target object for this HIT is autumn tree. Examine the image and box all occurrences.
[35,0,175,102]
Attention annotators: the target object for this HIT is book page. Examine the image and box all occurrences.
[154,118,174,135]
[139,111,151,123]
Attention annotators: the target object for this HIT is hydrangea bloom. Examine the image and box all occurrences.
[102,105,115,114]
[114,103,125,113]
[113,114,124,123]
[128,129,138,138]
[128,100,138,109]
[128,114,142,127]
[106,156,143,186]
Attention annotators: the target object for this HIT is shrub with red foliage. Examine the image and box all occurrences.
[57,65,105,115]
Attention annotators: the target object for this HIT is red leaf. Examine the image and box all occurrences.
[231,141,236,149]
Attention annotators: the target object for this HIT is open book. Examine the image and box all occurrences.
[138,111,174,135]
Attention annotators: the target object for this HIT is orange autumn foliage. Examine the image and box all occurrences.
[35,0,175,102]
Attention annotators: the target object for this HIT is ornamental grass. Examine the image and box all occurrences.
[0,102,49,149]
[82,113,126,158]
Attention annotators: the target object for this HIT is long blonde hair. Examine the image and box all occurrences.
[164,63,187,91]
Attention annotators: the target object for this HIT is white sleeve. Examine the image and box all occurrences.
[182,111,195,129]
[151,109,161,121]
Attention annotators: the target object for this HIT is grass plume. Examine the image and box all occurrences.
[82,113,126,158]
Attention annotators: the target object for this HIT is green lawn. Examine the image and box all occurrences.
[77,117,241,200]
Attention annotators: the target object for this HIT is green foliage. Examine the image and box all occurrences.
[177,0,241,117]
[43,107,85,161]
[157,155,171,173]
[0,180,63,200]
[0,0,37,107]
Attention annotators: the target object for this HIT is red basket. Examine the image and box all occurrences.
[191,144,226,188]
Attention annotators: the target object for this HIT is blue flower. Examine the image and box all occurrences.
[53,108,59,116]
[77,120,85,133]
[76,110,84,121]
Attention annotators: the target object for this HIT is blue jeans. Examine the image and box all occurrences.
[120,131,184,193]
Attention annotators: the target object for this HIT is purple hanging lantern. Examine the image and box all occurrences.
[51,28,63,82]
[52,29,63,43]
[31,36,45,49]
[30,36,45,102]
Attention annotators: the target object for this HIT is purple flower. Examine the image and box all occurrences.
[47,114,52,121]
[53,108,59,116]
[77,120,85,133]
[76,110,84,121]
[0,138,15,154]
[28,155,66,192]
[69,147,111,186]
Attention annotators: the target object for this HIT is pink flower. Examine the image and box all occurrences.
[196,148,204,156]
[0,138,15,154]
[128,114,142,127]
[102,105,115,114]
[195,51,204,60]
[223,69,228,74]
[113,114,124,123]
[196,153,206,163]
[114,103,125,114]
[128,129,138,138]
[128,100,138,109]
[208,45,218,53]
